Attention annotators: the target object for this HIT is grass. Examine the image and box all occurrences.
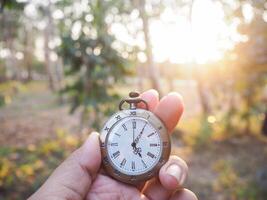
[212,160,264,200]
[0,129,81,200]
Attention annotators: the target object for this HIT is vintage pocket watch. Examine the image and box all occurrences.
[100,92,171,184]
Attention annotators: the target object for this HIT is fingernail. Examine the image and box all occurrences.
[87,131,99,141]
[90,131,99,138]
[83,132,99,147]
[80,131,101,171]
[166,164,182,183]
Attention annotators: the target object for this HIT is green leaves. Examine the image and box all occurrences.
[59,0,129,127]
[0,0,25,12]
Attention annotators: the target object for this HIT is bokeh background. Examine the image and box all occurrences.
[0,0,267,199]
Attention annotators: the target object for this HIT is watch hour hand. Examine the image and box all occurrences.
[133,146,142,158]
[131,142,136,148]
[132,124,135,144]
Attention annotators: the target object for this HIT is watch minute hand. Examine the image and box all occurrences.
[134,123,147,144]
[133,126,135,144]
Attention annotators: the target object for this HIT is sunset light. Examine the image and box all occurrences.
[151,0,234,64]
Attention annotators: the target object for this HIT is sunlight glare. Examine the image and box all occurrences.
[110,0,234,64]
[191,0,226,64]
[151,0,231,64]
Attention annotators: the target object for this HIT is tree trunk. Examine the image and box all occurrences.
[44,0,55,91]
[168,76,174,91]
[2,10,21,80]
[6,38,21,80]
[136,64,144,92]
[197,80,210,115]
[24,25,33,81]
[138,0,162,95]
[189,0,211,115]
[262,112,267,136]
[55,57,64,90]
[244,92,252,134]
[193,66,210,116]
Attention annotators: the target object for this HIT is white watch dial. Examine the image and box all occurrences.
[106,117,162,175]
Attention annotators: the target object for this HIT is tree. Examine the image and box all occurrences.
[59,0,129,128]
[0,2,25,80]
[136,0,162,94]
[231,13,267,133]
[43,0,56,90]
[188,0,211,117]
[207,0,267,134]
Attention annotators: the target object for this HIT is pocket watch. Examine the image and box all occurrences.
[100,92,171,184]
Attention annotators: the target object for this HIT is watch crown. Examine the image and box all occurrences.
[119,91,148,110]
[129,91,140,98]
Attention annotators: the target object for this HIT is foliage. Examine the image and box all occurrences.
[0,129,80,200]
[227,11,267,133]
[194,115,213,148]
[0,0,25,12]
[59,0,129,128]
[0,81,26,107]
[213,160,264,200]
[189,1,267,145]
[0,0,38,81]
[229,2,267,131]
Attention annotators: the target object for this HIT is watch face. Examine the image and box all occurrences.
[100,109,170,184]
[106,117,162,175]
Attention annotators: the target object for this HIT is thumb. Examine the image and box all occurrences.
[29,132,101,200]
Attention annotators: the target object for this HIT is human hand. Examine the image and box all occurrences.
[29,90,197,200]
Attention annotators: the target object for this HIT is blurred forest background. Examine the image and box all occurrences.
[0,0,267,199]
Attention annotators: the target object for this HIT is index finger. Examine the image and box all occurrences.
[139,89,159,111]
[154,92,184,133]
[140,90,184,134]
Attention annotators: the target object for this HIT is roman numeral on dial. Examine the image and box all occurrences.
[115,115,121,120]
[132,121,136,129]
[115,133,121,137]
[120,158,126,167]
[122,124,127,131]
[147,152,156,159]
[147,132,155,138]
[131,161,135,171]
[141,159,147,168]
[149,143,158,147]
[112,151,120,159]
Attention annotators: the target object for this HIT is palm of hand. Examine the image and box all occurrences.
[87,174,143,200]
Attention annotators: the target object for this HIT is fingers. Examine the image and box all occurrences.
[140,89,159,111]
[29,132,101,200]
[142,156,188,200]
[170,189,198,200]
[139,90,184,133]
[154,92,184,133]
[77,132,102,181]
[159,155,188,190]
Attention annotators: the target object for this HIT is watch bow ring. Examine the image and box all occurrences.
[100,91,171,184]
